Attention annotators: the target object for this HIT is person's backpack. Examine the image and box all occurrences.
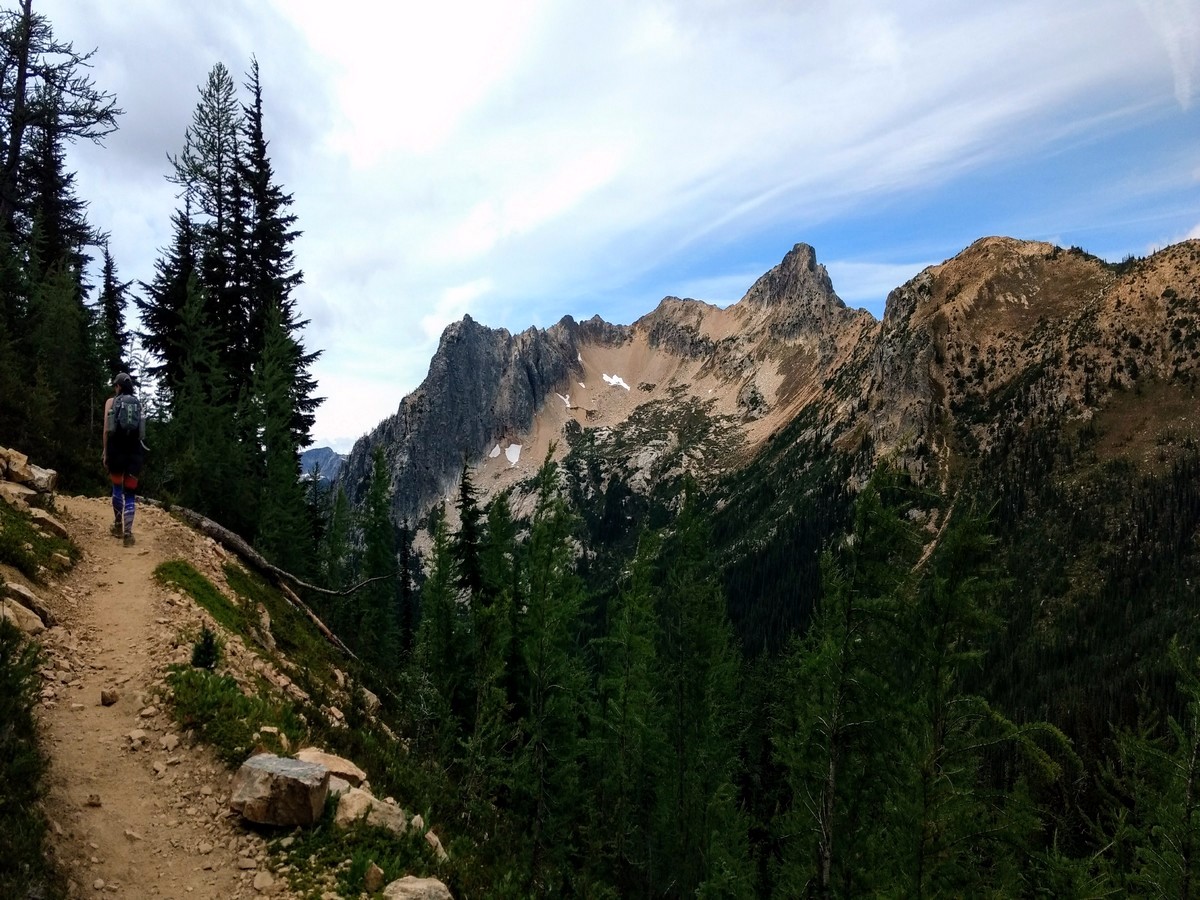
[110,393,142,437]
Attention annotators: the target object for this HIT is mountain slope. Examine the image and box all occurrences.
[341,242,874,524]
[343,237,1200,541]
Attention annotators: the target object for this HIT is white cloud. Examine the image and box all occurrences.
[279,0,545,161]
[33,0,1200,448]
[826,260,938,316]
[421,278,495,340]
[1138,0,1200,108]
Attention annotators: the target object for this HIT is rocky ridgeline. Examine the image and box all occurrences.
[342,237,1200,534]
[339,241,861,527]
[340,312,602,526]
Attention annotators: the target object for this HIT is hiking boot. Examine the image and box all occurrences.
[123,532,135,547]
[110,522,122,537]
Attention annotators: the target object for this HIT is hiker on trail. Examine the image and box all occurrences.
[102,372,146,546]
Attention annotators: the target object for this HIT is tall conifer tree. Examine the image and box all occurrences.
[95,241,131,376]
[252,300,313,575]
[651,490,753,897]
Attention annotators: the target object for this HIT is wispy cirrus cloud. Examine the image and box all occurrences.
[37,0,1200,449]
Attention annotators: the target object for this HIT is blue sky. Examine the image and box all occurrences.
[36,0,1200,451]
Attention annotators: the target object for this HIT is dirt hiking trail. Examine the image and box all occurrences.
[35,496,301,899]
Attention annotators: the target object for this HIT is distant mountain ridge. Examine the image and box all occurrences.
[300,446,346,482]
[340,237,1200,534]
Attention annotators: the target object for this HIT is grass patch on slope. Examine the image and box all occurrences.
[165,666,304,765]
[0,620,66,898]
[0,499,76,581]
[154,559,252,636]
[223,563,334,690]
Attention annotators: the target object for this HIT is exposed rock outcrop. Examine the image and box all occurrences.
[383,876,454,900]
[343,237,1200,536]
[295,746,367,786]
[0,447,57,493]
[341,314,591,525]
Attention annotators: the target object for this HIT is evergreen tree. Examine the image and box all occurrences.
[141,58,319,553]
[455,461,485,601]
[252,300,313,575]
[21,99,95,277]
[396,519,418,660]
[238,58,319,447]
[1101,640,1200,898]
[137,207,198,391]
[95,241,131,376]
[152,274,245,527]
[772,470,921,897]
[25,261,94,471]
[459,494,519,844]
[411,513,461,758]
[512,455,588,896]
[893,506,1022,896]
[319,485,351,592]
[169,62,243,375]
[651,490,753,897]
[358,447,399,669]
[584,528,666,893]
[0,0,120,236]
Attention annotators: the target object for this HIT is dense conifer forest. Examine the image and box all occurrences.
[3,3,1200,896]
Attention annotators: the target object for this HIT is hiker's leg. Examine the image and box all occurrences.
[110,473,123,534]
[122,474,138,536]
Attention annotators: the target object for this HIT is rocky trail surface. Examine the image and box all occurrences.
[34,496,301,899]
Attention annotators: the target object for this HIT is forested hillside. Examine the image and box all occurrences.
[3,2,1200,897]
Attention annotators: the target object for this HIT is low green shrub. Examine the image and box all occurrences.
[165,665,304,765]
[271,802,439,897]
[222,563,341,694]
[0,620,66,897]
[190,625,221,670]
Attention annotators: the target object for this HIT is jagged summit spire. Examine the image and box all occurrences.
[739,242,842,311]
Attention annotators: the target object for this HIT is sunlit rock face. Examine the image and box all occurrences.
[340,237,1200,535]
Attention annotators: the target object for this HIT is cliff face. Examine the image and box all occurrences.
[341,237,1200,530]
[340,314,603,524]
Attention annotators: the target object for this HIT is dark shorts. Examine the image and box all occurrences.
[106,435,144,478]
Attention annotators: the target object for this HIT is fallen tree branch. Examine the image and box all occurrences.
[152,502,363,662]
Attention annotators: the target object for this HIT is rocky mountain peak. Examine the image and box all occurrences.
[739,242,865,344]
[341,235,1200,539]
[741,242,836,309]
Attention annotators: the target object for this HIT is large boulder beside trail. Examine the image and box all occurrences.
[28,508,68,539]
[294,746,367,787]
[229,753,329,826]
[5,582,55,627]
[1,597,45,635]
[382,876,454,900]
[0,480,36,509]
[334,786,407,833]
